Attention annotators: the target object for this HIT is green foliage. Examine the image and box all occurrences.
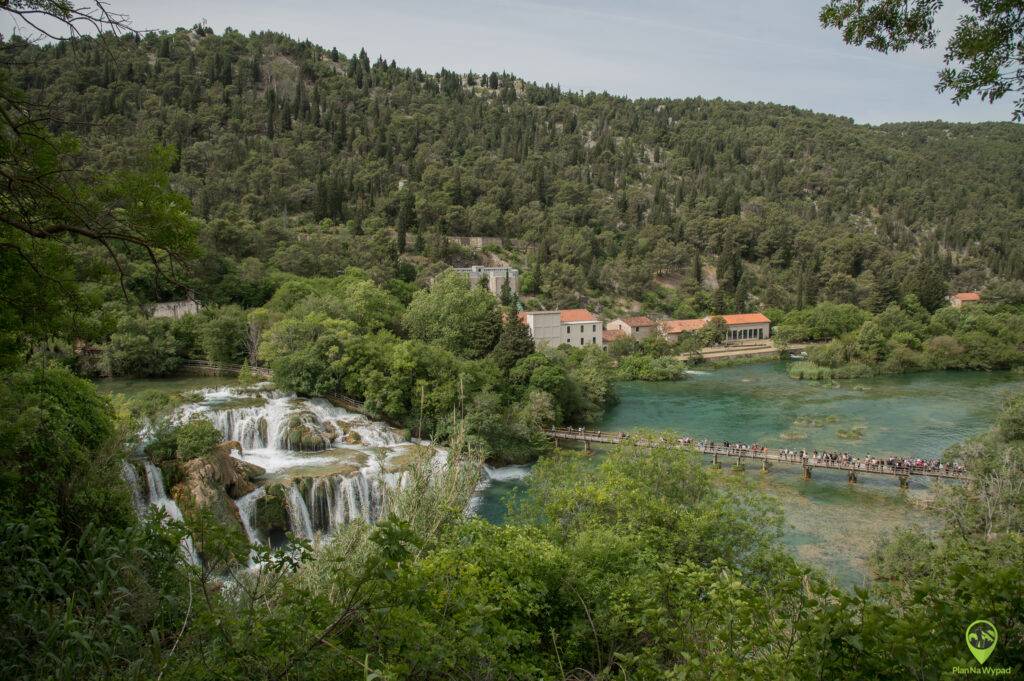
[793,300,1024,379]
[197,304,248,364]
[174,417,223,461]
[102,314,184,378]
[821,0,1024,119]
[776,302,871,342]
[8,28,1024,317]
[616,354,688,381]
[403,270,501,359]
[0,363,125,533]
[489,314,535,372]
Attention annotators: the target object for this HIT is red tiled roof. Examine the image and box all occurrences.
[560,308,598,323]
[602,329,626,343]
[719,313,771,326]
[620,316,656,327]
[661,318,707,334]
[951,292,981,302]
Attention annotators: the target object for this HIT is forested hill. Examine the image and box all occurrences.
[12,26,1024,314]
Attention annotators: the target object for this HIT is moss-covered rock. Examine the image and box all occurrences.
[170,439,267,539]
[253,484,290,536]
[280,411,337,451]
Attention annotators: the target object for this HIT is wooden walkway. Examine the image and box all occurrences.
[545,428,969,487]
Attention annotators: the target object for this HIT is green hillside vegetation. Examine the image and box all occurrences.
[8,27,1024,321]
[779,296,1024,379]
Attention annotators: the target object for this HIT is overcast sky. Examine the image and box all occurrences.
[3,0,1017,124]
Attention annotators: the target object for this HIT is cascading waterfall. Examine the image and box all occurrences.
[143,461,200,565]
[121,460,148,516]
[284,484,314,539]
[235,486,267,564]
[236,486,266,546]
[159,386,451,548]
[299,471,391,534]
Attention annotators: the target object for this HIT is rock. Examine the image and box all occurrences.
[344,430,362,445]
[281,411,336,451]
[253,484,290,537]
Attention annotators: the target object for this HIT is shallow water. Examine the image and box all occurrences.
[476,363,1024,586]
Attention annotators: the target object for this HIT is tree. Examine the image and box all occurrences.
[902,259,948,312]
[820,0,1024,119]
[198,305,248,365]
[703,316,728,345]
[499,278,514,307]
[244,308,272,367]
[403,271,501,359]
[490,315,535,372]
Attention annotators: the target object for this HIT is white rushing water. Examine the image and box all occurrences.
[143,385,451,546]
[466,464,534,515]
[136,461,200,565]
[121,460,149,516]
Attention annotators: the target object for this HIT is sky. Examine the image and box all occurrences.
[2,0,1017,125]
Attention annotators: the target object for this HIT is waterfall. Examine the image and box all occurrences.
[158,386,446,548]
[284,484,314,539]
[292,470,396,538]
[235,486,266,565]
[143,462,200,565]
[236,487,266,545]
[121,460,148,516]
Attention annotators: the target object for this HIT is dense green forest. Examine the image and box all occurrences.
[9,26,1024,318]
[3,6,1024,678]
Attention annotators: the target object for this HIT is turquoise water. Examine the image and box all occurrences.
[476,364,1024,586]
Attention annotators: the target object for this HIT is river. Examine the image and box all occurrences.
[474,363,1024,586]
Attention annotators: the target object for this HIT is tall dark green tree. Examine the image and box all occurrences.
[490,315,535,372]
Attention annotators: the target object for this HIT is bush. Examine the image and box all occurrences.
[617,354,687,381]
[175,417,223,460]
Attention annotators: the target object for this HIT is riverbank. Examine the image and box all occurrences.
[676,341,817,363]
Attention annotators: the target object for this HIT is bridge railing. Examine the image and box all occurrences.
[179,359,272,378]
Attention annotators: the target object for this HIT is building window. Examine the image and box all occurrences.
[592,324,596,332]
[566,326,570,334]
[580,338,584,346]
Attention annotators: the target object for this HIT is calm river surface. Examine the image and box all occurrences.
[476,363,1024,586]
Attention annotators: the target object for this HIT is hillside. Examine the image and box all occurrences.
[11,26,1024,315]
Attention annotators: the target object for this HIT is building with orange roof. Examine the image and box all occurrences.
[948,292,981,308]
[602,329,626,347]
[658,312,771,344]
[518,308,603,349]
[559,308,598,323]
[606,316,658,340]
[659,318,708,343]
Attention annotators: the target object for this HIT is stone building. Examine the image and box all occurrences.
[606,316,658,340]
[518,308,603,349]
[452,266,519,297]
[658,313,771,343]
[948,292,981,308]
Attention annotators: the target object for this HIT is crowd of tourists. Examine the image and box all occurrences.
[557,429,967,476]
[685,438,967,476]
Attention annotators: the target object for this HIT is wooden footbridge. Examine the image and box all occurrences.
[545,428,969,487]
